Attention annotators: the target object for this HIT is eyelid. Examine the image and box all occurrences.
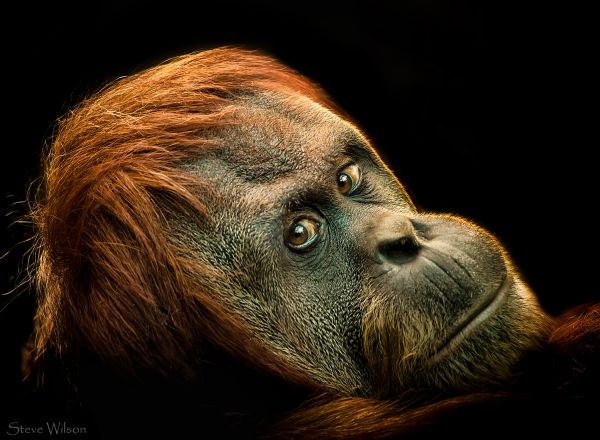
[341,142,377,165]
[285,200,327,221]
[337,160,358,173]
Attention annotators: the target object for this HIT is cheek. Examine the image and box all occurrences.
[280,257,365,334]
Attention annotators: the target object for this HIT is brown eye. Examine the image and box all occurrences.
[337,163,362,195]
[286,218,321,250]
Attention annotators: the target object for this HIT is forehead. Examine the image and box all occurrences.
[219,91,366,184]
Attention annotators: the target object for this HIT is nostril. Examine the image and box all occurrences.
[378,236,420,265]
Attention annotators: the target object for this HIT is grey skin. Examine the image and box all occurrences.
[178,91,550,399]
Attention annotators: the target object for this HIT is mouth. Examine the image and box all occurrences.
[428,275,511,366]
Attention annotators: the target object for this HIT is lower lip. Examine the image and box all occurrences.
[428,276,511,366]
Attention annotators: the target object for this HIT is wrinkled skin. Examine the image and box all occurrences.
[178,91,549,398]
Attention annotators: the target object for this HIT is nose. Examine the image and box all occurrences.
[378,235,420,264]
[375,215,421,265]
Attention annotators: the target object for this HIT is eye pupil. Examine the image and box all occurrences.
[292,224,307,242]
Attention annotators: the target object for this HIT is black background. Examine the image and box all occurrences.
[1,1,597,412]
